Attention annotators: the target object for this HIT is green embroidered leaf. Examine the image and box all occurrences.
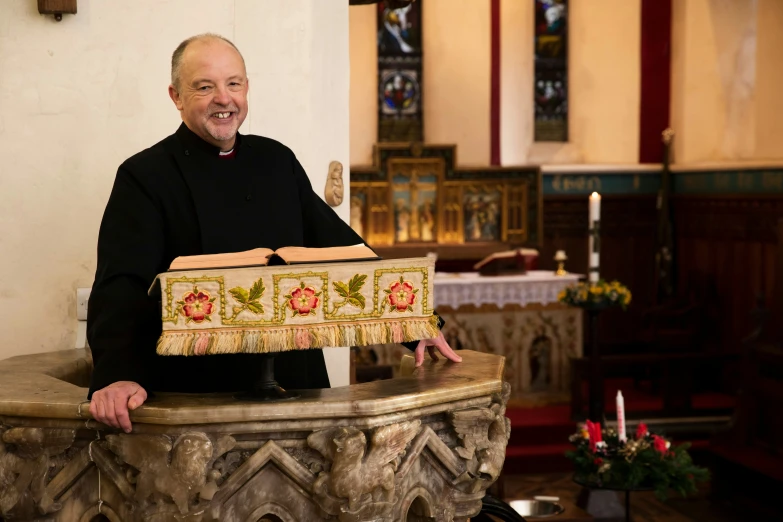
[348,274,367,294]
[348,295,365,309]
[209,297,216,302]
[334,281,350,298]
[247,302,264,314]
[232,306,244,316]
[229,287,249,304]
[204,315,212,322]
[248,278,265,301]
[383,288,391,294]
[284,294,293,300]
[300,281,306,289]
[413,288,419,293]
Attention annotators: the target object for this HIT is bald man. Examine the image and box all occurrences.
[87,34,460,433]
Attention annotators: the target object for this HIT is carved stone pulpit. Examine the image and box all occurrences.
[0,350,511,522]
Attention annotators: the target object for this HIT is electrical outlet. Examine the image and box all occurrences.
[76,288,91,320]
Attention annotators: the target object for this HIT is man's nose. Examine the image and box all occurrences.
[213,86,231,106]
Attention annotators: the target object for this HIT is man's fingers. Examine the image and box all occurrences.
[104,396,119,429]
[115,396,132,433]
[435,338,462,362]
[128,386,147,410]
[414,340,426,367]
[89,400,101,425]
[427,346,438,361]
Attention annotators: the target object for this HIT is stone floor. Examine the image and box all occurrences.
[498,473,770,522]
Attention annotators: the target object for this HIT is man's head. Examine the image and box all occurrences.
[169,34,249,151]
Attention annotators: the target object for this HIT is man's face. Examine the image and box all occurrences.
[169,39,249,151]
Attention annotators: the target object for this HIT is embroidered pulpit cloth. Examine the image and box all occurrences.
[150,257,439,356]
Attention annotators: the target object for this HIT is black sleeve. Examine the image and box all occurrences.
[290,153,445,350]
[86,165,165,398]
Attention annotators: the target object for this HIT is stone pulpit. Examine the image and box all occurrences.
[0,349,511,522]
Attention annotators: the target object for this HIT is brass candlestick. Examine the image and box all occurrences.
[554,250,568,276]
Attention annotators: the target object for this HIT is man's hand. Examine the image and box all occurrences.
[89,381,148,433]
[414,331,463,367]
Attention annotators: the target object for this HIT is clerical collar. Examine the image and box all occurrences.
[175,122,243,157]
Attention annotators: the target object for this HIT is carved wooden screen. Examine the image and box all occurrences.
[350,144,542,258]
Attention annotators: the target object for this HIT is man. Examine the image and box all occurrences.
[88,34,460,434]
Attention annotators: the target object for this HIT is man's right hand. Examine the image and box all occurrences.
[89,381,148,433]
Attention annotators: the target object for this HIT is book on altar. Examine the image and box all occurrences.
[167,243,380,271]
[149,246,440,357]
[473,248,539,276]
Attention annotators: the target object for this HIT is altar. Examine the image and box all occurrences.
[366,271,584,400]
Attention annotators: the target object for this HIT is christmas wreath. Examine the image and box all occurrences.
[566,421,709,500]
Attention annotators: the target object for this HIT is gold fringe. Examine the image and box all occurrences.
[156,315,441,356]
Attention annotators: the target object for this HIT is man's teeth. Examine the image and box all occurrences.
[214,112,231,119]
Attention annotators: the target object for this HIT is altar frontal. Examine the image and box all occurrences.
[150,257,439,356]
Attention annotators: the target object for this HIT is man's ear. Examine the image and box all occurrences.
[168,84,184,111]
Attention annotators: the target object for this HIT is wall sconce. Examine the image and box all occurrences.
[38,0,77,22]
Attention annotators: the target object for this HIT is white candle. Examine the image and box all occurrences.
[589,192,601,283]
[616,390,627,442]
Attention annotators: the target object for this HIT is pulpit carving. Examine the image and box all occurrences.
[104,432,235,516]
[449,382,511,490]
[307,420,421,520]
[0,426,75,518]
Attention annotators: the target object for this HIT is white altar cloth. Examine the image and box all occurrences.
[433,270,582,309]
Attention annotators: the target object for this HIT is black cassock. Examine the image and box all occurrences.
[88,124,379,398]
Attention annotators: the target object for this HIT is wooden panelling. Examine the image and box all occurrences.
[673,196,783,352]
[540,195,658,346]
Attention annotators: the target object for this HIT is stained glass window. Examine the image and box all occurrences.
[377,1,423,142]
[534,0,568,142]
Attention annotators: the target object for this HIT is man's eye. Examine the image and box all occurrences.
[199,86,210,91]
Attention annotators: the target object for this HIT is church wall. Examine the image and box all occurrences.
[565,0,641,164]
[349,4,378,166]
[0,0,353,386]
[670,0,783,163]
[422,0,492,167]
[754,0,783,160]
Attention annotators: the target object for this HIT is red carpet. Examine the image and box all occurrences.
[503,378,736,475]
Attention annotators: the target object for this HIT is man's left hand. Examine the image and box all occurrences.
[414,331,462,367]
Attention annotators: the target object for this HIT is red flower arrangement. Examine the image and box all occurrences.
[566,420,708,500]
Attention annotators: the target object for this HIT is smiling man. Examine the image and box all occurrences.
[87,34,460,433]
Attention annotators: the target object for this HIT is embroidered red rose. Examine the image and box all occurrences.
[179,287,215,324]
[287,283,320,316]
[385,276,417,312]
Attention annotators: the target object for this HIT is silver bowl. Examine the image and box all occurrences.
[509,499,565,518]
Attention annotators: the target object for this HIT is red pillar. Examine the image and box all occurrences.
[639,0,672,163]
[490,0,501,166]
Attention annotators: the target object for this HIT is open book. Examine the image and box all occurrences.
[168,244,380,271]
[473,248,539,275]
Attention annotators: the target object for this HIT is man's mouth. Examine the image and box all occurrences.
[212,112,233,120]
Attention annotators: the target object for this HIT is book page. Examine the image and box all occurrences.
[274,244,380,264]
[168,248,275,271]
